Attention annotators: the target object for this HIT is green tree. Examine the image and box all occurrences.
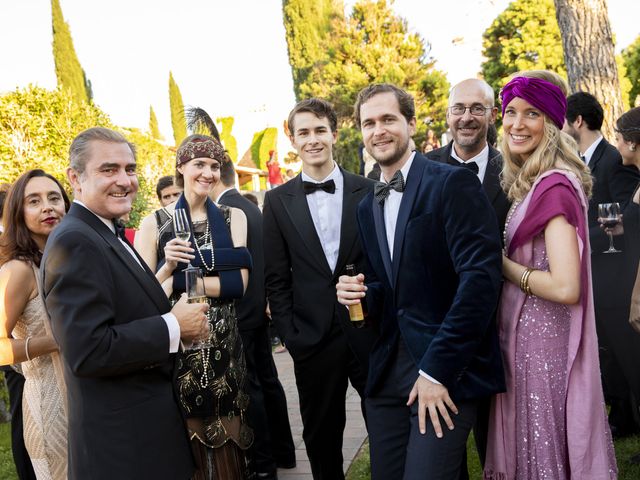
[292,0,449,172]
[622,35,640,107]
[51,0,91,103]
[217,117,238,162]
[169,71,187,146]
[282,0,343,100]
[481,0,566,96]
[148,106,163,140]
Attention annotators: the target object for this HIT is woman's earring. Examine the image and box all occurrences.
[631,144,637,152]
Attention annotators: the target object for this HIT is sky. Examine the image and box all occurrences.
[1,0,638,158]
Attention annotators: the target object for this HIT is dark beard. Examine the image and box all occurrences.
[372,137,411,168]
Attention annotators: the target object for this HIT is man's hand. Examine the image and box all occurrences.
[407,375,458,438]
[171,293,208,342]
[336,273,367,306]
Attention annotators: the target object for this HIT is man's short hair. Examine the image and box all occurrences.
[566,92,604,131]
[69,127,136,174]
[156,175,175,200]
[219,159,236,187]
[287,98,338,135]
[354,83,415,127]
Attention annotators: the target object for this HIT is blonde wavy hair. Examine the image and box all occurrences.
[500,70,592,201]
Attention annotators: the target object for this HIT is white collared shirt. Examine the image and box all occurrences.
[301,163,343,273]
[581,135,603,166]
[382,153,415,260]
[73,200,180,353]
[450,143,489,183]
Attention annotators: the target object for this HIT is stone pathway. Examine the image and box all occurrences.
[273,350,368,479]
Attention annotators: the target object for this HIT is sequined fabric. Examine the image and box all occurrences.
[514,232,570,479]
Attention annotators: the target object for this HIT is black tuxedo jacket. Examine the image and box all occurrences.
[588,138,640,308]
[41,203,193,480]
[263,169,375,362]
[218,188,266,331]
[358,153,505,400]
[425,142,510,233]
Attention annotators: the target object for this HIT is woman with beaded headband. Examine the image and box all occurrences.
[136,133,253,479]
[483,71,616,479]
[612,108,640,337]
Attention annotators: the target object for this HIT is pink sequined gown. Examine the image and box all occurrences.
[514,230,571,479]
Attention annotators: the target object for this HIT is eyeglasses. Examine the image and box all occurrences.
[448,105,493,116]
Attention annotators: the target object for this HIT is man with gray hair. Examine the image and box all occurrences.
[425,78,510,232]
[42,127,208,479]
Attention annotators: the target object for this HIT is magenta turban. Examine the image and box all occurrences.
[500,76,567,129]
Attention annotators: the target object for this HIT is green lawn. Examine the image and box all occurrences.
[0,423,17,480]
[346,433,640,480]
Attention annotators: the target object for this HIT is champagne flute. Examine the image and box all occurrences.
[185,266,211,349]
[598,202,622,254]
[173,208,193,268]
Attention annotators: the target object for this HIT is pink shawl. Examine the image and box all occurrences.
[484,170,616,479]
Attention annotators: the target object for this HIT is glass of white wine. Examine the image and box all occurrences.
[173,208,193,269]
[185,266,211,349]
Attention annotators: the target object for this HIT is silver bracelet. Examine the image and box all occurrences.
[25,336,32,362]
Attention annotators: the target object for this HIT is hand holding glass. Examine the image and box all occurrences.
[598,202,622,254]
[173,208,193,269]
[185,266,211,349]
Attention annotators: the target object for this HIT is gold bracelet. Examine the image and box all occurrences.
[520,268,535,295]
[25,336,32,362]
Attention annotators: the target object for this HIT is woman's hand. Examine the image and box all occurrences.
[163,238,195,272]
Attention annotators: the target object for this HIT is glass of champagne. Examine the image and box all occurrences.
[185,265,211,349]
[598,202,622,254]
[173,208,193,269]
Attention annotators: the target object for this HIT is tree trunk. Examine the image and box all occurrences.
[554,0,622,140]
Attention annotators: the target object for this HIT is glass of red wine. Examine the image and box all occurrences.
[598,202,622,254]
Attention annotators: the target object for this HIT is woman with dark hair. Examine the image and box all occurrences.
[0,169,70,479]
[484,71,616,479]
[136,134,253,479]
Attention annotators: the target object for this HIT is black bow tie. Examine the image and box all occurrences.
[374,170,405,205]
[448,157,479,174]
[303,179,336,195]
[113,219,127,241]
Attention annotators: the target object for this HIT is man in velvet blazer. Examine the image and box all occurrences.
[338,84,505,480]
[42,128,207,480]
[264,99,375,480]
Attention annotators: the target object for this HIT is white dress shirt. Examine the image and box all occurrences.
[379,156,442,385]
[450,143,489,183]
[73,200,180,353]
[301,163,343,273]
[582,135,603,166]
[383,153,415,259]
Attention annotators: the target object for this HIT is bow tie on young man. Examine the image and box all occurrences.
[374,170,405,205]
[447,157,479,174]
[303,179,336,194]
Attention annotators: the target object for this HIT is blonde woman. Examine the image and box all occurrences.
[484,71,616,479]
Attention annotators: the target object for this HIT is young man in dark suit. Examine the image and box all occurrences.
[564,92,640,437]
[263,98,375,480]
[212,162,295,480]
[42,127,208,480]
[337,84,505,480]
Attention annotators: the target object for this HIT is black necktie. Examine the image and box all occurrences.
[303,179,336,195]
[113,219,127,241]
[447,157,479,174]
[374,170,405,205]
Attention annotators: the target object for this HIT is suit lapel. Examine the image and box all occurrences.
[372,194,393,284]
[334,171,365,277]
[70,204,170,311]
[588,138,607,174]
[280,177,333,276]
[392,155,426,287]
[483,147,502,204]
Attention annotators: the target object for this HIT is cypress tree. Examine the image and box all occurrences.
[168,72,187,146]
[149,106,162,140]
[51,0,91,103]
[282,0,343,100]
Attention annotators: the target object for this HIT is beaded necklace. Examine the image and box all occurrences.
[194,219,215,272]
[503,200,521,252]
